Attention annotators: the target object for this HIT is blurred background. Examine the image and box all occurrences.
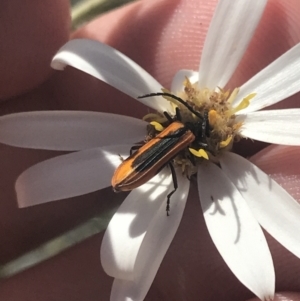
[71,0,136,29]
[0,0,136,280]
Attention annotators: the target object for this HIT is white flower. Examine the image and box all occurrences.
[1,0,300,300]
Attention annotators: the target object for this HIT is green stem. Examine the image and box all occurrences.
[0,209,115,278]
[71,0,136,29]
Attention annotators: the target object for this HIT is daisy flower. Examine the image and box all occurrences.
[1,0,300,300]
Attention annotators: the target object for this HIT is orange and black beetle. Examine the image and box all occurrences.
[111,93,209,215]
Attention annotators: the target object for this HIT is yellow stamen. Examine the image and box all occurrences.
[150,121,164,132]
[230,93,256,115]
[227,88,239,104]
[161,88,171,94]
[189,148,209,160]
[161,88,174,101]
[208,110,220,127]
[223,89,231,99]
[219,135,232,148]
[143,113,166,123]
[161,88,181,108]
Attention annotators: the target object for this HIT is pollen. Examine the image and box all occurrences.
[189,148,209,160]
[175,78,256,155]
[208,110,219,127]
[150,121,164,132]
[143,113,167,124]
[219,135,233,148]
[229,93,256,115]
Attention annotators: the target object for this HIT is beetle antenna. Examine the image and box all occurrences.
[138,92,203,120]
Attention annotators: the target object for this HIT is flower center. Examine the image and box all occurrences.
[143,78,255,176]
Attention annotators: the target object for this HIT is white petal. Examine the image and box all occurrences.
[220,152,300,260]
[235,43,300,113]
[197,161,274,300]
[198,0,267,89]
[101,169,188,278]
[51,39,170,112]
[0,111,146,150]
[16,145,131,207]
[106,170,189,301]
[238,109,300,145]
[171,69,199,92]
[101,169,171,280]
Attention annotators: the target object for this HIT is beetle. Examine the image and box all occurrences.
[111,92,209,215]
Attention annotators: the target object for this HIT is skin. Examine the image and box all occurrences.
[0,0,300,300]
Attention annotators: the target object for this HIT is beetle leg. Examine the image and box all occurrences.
[166,163,178,216]
[163,111,174,123]
[175,107,182,121]
[163,108,181,125]
[130,144,142,156]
